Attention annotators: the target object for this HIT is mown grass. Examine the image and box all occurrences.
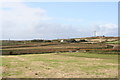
[2,52,118,78]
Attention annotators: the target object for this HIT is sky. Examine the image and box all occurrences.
[0,1,118,40]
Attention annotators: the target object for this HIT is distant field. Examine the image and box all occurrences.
[2,41,118,55]
[2,52,118,78]
[106,40,120,44]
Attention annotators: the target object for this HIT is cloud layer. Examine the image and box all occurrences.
[1,2,118,40]
[1,2,52,39]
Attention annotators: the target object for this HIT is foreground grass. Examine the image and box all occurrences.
[2,52,118,78]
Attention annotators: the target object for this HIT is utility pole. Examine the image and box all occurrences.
[8,38,10,46]
[9,38,10,42]
[94,31,97,37]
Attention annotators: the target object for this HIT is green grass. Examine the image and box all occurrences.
[2,52,118,78]
[106,40,120,44]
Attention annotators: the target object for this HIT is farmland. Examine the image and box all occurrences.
[106,40,120,44]
[2,53,118,78]
[1,37,119,78]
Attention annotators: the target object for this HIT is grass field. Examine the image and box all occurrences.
[106,40,120,44]
[2,52,118,78]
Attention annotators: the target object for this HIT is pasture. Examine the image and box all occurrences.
[2,52,118,78]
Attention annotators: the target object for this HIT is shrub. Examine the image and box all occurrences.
[31,39,44,42]
[79,39,87,42]
[44,40,52,42]
[66,39,76,43]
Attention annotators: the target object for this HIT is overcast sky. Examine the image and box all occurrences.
[0,1,118,40]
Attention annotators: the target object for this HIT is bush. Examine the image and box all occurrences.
[66,39,76,43]
[31,39,44,42]
[79,39,87,42]
[44,40,52,42]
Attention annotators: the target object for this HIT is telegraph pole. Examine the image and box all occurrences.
[94,31,97,37]
[9,38,10,42]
